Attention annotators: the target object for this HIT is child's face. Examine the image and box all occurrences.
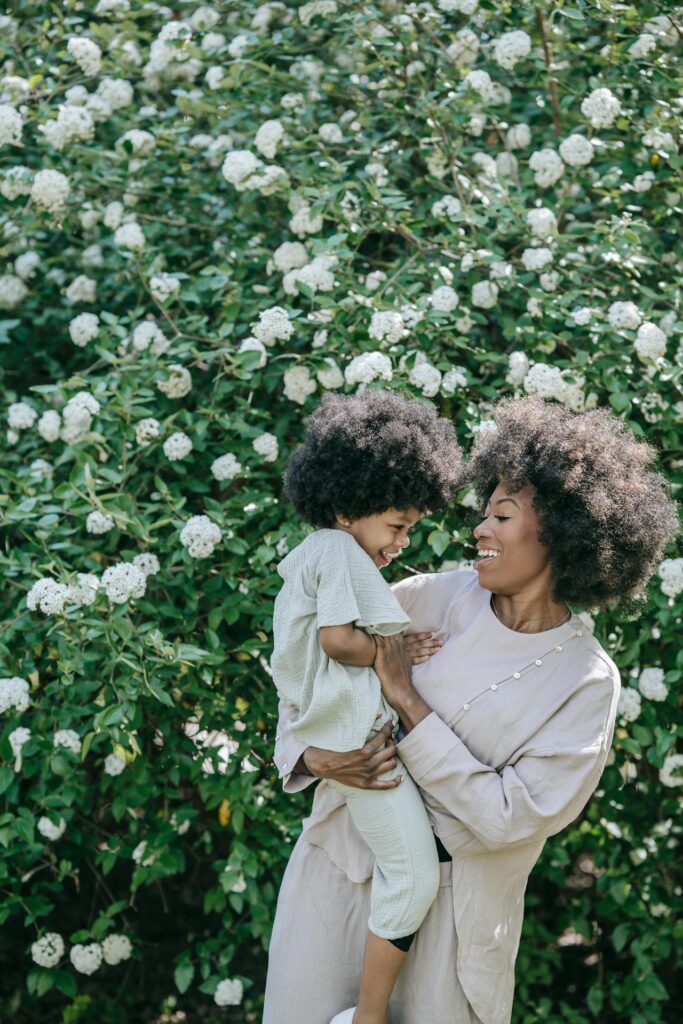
[335,507,422,570]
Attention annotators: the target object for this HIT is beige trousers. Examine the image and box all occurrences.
[263,837,482,1024]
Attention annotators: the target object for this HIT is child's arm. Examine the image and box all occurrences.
[320,623,376,667]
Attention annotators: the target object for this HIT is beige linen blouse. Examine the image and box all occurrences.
[274,570,621,1024]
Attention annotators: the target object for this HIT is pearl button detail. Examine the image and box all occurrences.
[513,672,521,679]
[491,684,498,691]
[577,630,583,636]
[463,703,470,710]
[555,645,563,652]
[535,659,543,666]
[283,762,289,771]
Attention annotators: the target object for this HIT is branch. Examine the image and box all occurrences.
[535,7,562,137]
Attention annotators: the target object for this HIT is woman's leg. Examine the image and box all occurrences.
[263,837,371,1024]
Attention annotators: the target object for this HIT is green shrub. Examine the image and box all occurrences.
[0,1,680,1021]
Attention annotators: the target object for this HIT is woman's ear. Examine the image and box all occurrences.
[334,513,352,529]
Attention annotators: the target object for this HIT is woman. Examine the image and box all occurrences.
[264,397,677,1024]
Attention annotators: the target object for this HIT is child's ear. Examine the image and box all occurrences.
[334,513,352,529]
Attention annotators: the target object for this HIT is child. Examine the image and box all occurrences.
[271,389,463,1024]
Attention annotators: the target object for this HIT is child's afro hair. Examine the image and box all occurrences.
[283,390,464,527]
[467,396,678,609]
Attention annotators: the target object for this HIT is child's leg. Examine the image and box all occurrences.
[330,764,440,1023]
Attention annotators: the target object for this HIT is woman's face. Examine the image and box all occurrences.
[472,481,553,596]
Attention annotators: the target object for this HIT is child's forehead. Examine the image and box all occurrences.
[378,506,421,523]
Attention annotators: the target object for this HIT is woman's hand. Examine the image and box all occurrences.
[403,631,444,665]
[375,634,433,733]
[302,721,402,790]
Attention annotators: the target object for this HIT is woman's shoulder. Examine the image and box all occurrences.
[572,623,621,689]
[391,567,479,617]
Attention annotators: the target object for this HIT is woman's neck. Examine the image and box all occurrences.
[491,588,571,634]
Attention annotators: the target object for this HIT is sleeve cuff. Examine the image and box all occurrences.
[397,710,463,782]
[282,770,317,794]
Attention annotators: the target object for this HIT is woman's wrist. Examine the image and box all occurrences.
[393,689,432,732]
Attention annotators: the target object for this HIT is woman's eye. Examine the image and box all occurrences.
[496,515,510,522]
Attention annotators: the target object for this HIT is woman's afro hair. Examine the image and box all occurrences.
[283,390,464,527]
[467,396,678,609]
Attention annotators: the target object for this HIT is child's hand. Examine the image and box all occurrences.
[403,632,444,665]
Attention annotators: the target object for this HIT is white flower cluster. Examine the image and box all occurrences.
[658,558,683,598]
[659,752,683,788]
[214,978,244,1007]
[0,100,23,144]
[41,104,95,150]
[617,686,641,723]
[521,247,553,272]
[27,578,71,615]
[607,301,642,330]
[71,943,103,975]
[316,358,344,390]
[344,351,393,386]
[38,815,66,841]
[67,36,102,76]
[135,417,161,445]
[506,351,530,386]
[179,515,223,558]
[31,168,70,213]
[635,322,667,363]
[69,312,100,346]
[150,272,180,303]
[157,364,192,398]
[441,367,468,394]
[283,253,336,296]
[638,668,668,702]
[8,401,37,429]
[254,119,285,159]
[408,356,442,397]
[526,207,557,239]
[493,30,531,70]
[252,305,294,345]
[523,363,586,411]
[9,726,31,770]
[529,149,564,188]
[581,87,621,128]
[86,510,115,534]
[430,285,459,313]
[131,320,170,355]
[104,752,126,776]
[115,221,146,250]
[253,432,279,462]
[283,365,316,404]
[221,149,287,195]
[102,933,133,965]
[0,273,28,309]
[368,310,406,343]
[558,134,594,167]
[65,274,96,304]
[211,453,242,482]
[31,933,65,969]
[0,676,30,714]
[163,431,193,461]
[54,728,82,754]
[101,563,147,604]
[431,194,462,219]
[471,280,498,309]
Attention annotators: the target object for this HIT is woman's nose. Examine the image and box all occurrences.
[473,520,487,540]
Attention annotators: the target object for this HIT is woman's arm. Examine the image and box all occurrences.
[374,635,618,851]
[274,700,402,792]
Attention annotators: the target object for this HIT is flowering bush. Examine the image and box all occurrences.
[0,2,681,1022]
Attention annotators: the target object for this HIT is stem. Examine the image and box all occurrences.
[535,7,562,137]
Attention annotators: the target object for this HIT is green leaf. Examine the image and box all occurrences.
[586,984,603,1015]
[174,961,195,994]
[0,767,14,796]
[612,923,630,952]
